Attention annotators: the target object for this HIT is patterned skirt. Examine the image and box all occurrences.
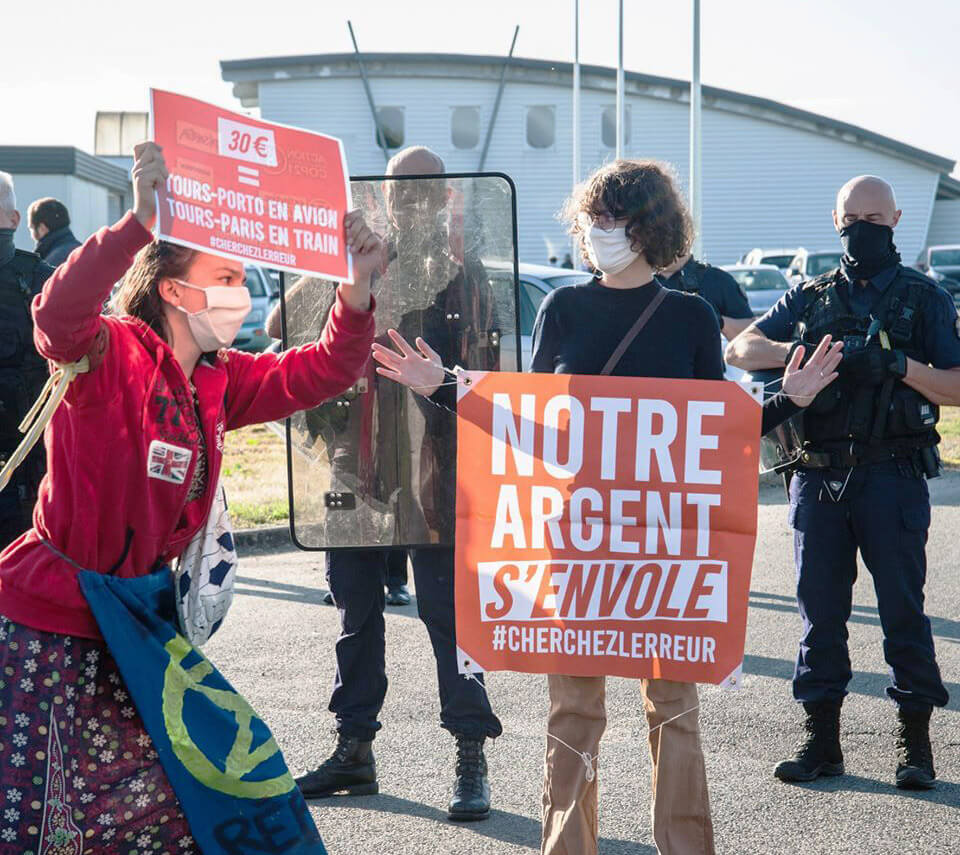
[0,616,196,854]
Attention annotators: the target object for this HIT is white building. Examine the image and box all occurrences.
[221,52,960,267]
[0,147,131,252]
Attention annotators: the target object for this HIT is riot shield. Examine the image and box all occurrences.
[282,173,519,549]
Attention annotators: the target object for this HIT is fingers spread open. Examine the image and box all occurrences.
[386,328,418,357]
[786,345,805,374]
[415,337,441,362]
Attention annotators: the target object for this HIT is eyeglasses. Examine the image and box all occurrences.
[577,211,628,233]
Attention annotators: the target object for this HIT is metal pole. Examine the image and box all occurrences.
[478,25,520,171]
[572,0,581,186]
[572,0,581,264]
[616,0,625,159]
[348,20,390,166]
[690,0,703,258]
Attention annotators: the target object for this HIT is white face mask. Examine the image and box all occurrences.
[583,225,641,275]
[173,279,251,351]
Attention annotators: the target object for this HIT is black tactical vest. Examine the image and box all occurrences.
[673,259,707,295]
[793,266,939,449]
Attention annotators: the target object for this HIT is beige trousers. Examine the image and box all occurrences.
[541,675,715,855]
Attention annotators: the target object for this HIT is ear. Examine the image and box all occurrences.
[892,209,902,228]
[10,210,20,230]
[832,209,841,232]
[156,277,182,308]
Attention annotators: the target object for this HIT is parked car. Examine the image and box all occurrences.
[786,248,842,285]
[723,263,791,316]
[917,245,960,302]
[486,262,594,371]
[738,248,800,271]
[233,264,279,352]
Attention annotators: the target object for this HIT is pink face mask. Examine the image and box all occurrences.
[174,279,251,351]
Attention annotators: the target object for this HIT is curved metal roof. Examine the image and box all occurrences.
[221,51,955,175]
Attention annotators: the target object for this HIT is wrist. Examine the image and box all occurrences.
[133,206,156,231]
[338,279,372,312]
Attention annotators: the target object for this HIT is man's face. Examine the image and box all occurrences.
[29,221,48,242]
[384,179,449,231]
[833,182,901,232]
[0,209,20,231]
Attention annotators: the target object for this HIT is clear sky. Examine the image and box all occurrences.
[7,0,960,175]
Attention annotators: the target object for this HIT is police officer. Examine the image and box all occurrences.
[726,175,959,790]
[661,251,754,340]
[0,172,53,550]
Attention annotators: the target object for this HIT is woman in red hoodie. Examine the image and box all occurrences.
[0,143,378,852]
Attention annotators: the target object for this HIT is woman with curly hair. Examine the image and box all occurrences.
[369,158,840,855]
[533,159,720,855]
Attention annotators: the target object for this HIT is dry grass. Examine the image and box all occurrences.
[938,406,960,466]
[221,423,289,529]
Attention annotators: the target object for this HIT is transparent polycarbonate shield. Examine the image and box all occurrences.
[283,173,519,549]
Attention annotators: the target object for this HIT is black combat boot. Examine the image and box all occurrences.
[295,734,378,799]
[774,701,844,782]
[447,734,490,821]
[895,706,936,790]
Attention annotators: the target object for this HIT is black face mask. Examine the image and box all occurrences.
[0,228,16,268]
[839,220,900,281]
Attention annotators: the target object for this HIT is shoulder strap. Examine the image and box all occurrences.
[601,283,668,376]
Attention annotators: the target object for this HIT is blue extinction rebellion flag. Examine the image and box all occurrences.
[78,568,326,855]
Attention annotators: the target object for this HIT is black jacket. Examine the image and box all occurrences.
[35,226,81,267]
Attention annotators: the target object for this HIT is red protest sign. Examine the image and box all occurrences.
[150,89,353,282]
[454,371,762,686]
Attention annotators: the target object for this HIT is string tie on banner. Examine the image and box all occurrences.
[461,672,700,783]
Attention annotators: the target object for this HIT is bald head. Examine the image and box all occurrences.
[383,146,448,227]
[833,175,901,232]
[386,146,445,176]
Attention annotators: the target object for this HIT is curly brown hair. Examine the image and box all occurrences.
[111,241,197,341]
[561,159,694,270]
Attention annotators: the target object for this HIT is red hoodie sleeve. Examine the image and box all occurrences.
[222,286,375,430]
[32,212,153,364]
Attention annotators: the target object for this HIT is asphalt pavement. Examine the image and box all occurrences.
[207,472,960,854]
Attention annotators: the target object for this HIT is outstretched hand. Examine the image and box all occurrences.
[371,329,445,397]
[781,334,844,408]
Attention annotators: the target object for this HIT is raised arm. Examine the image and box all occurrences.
[32,142,164,363]
[224,212,381,428]
[223,287,376,429]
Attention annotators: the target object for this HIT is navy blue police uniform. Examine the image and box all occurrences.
[756,262,956,712]
[663,257,754,328]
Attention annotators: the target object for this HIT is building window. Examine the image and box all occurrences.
[451,107,481,150]
[375,107,405,150]
[601,105,632,148]
[525,106,555,149]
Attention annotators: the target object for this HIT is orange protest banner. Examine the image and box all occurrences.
[454,371,762,686]
[151,89,353,282]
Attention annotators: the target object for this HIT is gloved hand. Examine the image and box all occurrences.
[841,347,906,385]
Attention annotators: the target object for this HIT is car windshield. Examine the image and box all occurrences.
[931,249,960,267]
[244,268,266,297]
[808,253,841,275]
[761,255,796,269]
[730,269,789,291]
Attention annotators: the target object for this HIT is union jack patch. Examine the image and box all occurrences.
[147,440,193,485]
